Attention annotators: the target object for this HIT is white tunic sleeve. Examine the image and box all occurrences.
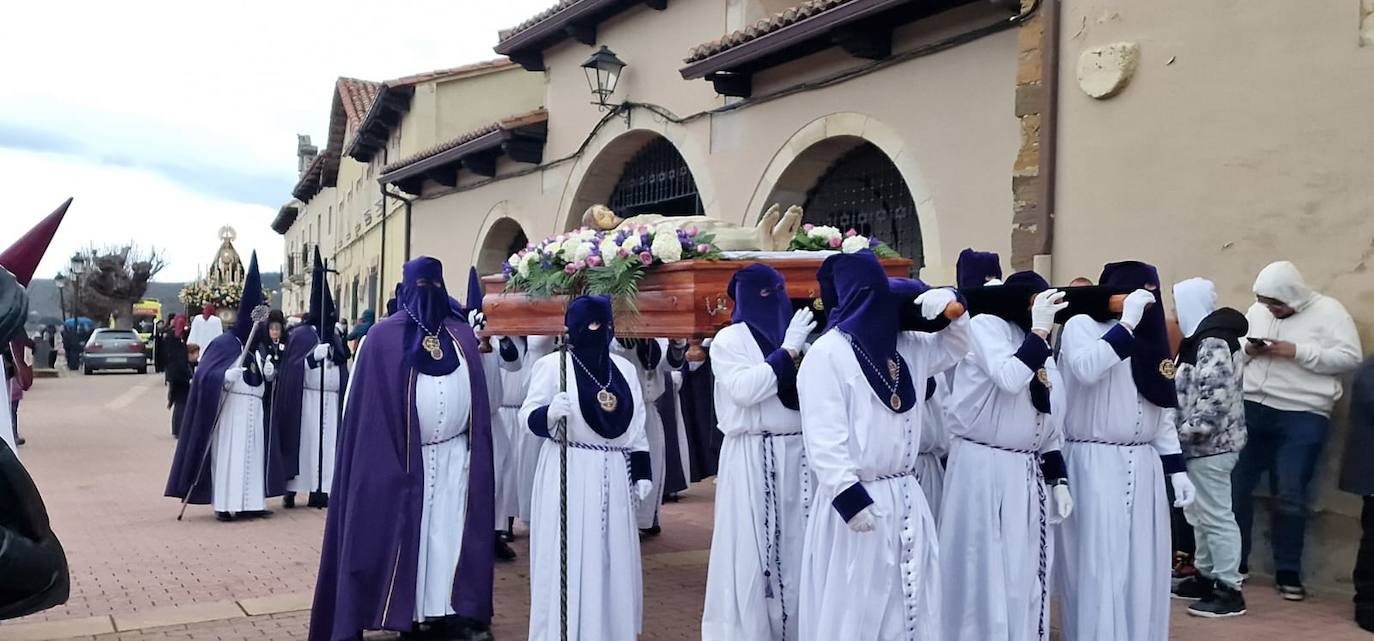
[908,313,972,376]
[798,336,860,497]
[518,354,557,432]
[966,314,1038,393]
[615,355,651,455]
[710,325,781,413]
[1060,314,1126,385]
[1150,407,1183,457]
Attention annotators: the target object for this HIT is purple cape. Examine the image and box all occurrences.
[164,333,289,504]
[270,325,349,485]
[308,314,495,641]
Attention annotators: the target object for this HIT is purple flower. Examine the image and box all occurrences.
[869,237,881,247]
[639,252,653,265]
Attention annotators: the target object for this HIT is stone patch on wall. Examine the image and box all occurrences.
[1076,41,1140,99]
[1363,0,1374,47]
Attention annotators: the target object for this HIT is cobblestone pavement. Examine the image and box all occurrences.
[3,371,1370,640]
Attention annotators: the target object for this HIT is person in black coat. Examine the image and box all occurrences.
[163,329,192,438]
[1340,356,1374,632]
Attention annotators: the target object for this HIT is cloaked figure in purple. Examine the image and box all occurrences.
[309,256,495,641]
[165,252,289,521]
[273,247,350,509]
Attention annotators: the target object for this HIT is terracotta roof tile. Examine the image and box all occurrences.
[685,0,855,63]
[383,109,549,174]
[498,0,585,42]
[336,77,383,130]
[385,58,515,87]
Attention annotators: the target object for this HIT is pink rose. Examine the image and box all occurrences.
[696,243,710,254]
[618,249,629,258]
[563,263,578,274]
[845,228,857,237]
[574,260,587,270]
[828,237,842,248]
[587,255,603,267]
[803,223,815,231]
[685,225,698,236]
[639,252,653,265]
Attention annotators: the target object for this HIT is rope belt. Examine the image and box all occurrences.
[957,435,1038,455]
[567,441,631,453]
[499,404,523,410]
[566,440,634,534]
[865,470,916,483]
[421,431,466,448]
[758,430,804,636]
[1067,438,1150,447]
[226,390,263,399]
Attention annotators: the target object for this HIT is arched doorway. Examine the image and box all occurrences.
[803,141,922,265]
[565,131,705,229]
[476,217,529,275]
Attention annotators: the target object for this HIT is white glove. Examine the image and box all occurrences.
[1031,289,1068,334]
[1052,483,1074,520]
[847,504,879,533]
[1119,289,1155,331]
[700,337,713,350]
[222,367,246,386]
[635,479,654,501]
[262,360,276,381]
[1171,472,1196,507]
[546,392,573,425]
[985,278,1005,286]
[915,288,958,320]
[783,308,816,353]
[312,344,331,361]
[467,310,486,331]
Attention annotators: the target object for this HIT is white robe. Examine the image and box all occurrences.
[287,356,340,494]
[915,375,950,522]
[482,347,519,527]
[1,370,15,453]
[211,353,270,514]
[614,339,673,530]
[702,323,810,641]
[1055,315,1181,641]
[940,315,1066,641]
[797,319,969,641]
[187,315,223,352]
[413,345,473,621]
[513,336,556,524]
[520,351,648,641]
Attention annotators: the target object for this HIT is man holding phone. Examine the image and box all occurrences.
[1234,260,1362,601]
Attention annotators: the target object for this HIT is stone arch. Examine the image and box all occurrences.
[556,123,719,233]
[470,201,531,276]
[745,113,943,277]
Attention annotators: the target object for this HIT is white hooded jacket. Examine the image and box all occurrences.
[1243,261,1362,416]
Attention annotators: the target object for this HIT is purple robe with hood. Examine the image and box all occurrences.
[309,257,495,641]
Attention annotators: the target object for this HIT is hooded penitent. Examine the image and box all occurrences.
[0,268,28,342]
[829,250,916,413]
[956,248,1002,290]
[729,263,798,410]
[165,252,289,504]
[465,266,484,312]
[1100,261,1176,409]
[310,256,495,641]
[0,198,70,287]
[397,257,460,376]
[565,295,635,438]
[1173,277,1248,367]
[272,248,349,485]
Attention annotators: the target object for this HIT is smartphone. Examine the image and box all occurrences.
[1246,337,1270,347]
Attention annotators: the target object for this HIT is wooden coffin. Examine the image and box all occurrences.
[481,256,913,339]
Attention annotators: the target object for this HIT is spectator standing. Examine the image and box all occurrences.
[1235,261,1362,600]
[1169,278,1249,617]
[1340,356,1374,631]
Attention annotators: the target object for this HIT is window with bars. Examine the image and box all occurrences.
[608,137,703,217]
[803,142,923,269]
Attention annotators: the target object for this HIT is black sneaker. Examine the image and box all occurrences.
[282,493,296,509]
[1188,584,1247,618]
[1276,570,1307,601]
[1172,575,1215,601]
[494,537,517,561]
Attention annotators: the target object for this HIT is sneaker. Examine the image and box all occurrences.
[1276,571,1307,601]
[1188,584,1247,618]
[494,537,517,561]
[1173,575,1215,601]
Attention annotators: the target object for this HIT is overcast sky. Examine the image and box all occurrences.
[0,0,554,282]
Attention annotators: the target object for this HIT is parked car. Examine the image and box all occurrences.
[83,329,148,375]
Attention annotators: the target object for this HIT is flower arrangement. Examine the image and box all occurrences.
[503,223,724,307]
[177,281,268,309]
[787,224,900,258]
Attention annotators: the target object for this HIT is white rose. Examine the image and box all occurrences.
[576,228,598,241]
[651,232,683,263]
[560,238,582,260]
[599,237,621,258]
[808,225,841,242]
[654,222,677,237]
[572,241,594,263]
[841,235,869,254]
[620,236,640,254]
[517,255,532,278]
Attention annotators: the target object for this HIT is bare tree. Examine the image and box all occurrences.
[62,244,167,326]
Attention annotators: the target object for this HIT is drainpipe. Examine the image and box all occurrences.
[378,147,388,316]
[382,184,416,265]
[1032,0,1060,277]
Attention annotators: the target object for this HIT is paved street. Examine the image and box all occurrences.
[2,371,1370,640]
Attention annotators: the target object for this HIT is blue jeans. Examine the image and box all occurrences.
[1232,401,1329,575]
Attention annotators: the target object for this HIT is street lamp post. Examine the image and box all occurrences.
[581,46,628,123]
[69,252,86,325]
[55,273,67,324]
